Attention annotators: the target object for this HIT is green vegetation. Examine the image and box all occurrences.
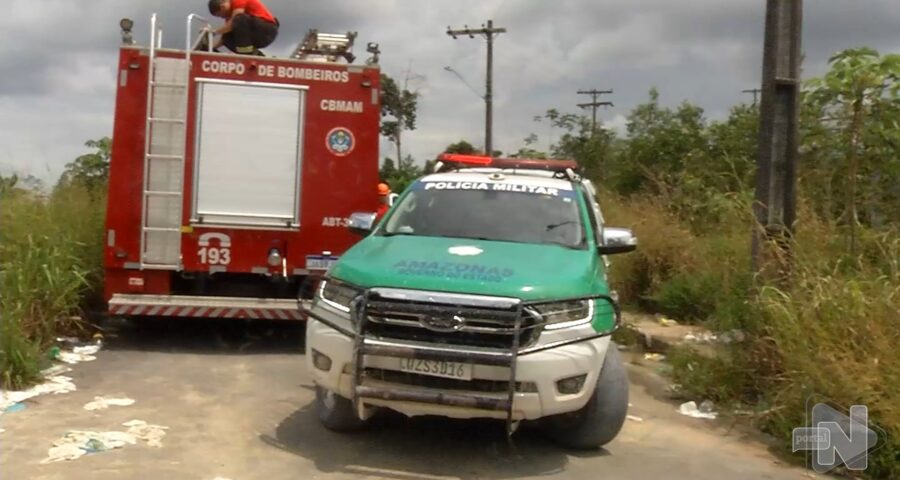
[526,48,898,478]
[0,139,108,389]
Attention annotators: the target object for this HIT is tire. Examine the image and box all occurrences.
[542,345,629,449]
[315,385,368,432]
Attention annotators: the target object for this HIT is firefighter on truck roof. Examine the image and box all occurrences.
[207,0,279,56]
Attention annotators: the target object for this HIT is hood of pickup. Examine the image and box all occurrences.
[329,235,607,301]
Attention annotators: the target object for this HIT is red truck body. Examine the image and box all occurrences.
[104,23,380,320]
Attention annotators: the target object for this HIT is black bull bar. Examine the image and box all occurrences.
[299,278,621,437]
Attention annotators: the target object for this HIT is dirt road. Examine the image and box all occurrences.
[0,319,817,480]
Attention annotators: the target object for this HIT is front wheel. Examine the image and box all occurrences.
[542,345,629,449]
[315,385,368,432]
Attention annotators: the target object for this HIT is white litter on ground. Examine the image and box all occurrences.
[0,376,77,412]
[643,353,666,361]
[123,420,168,447]
[41,430,138,464]
[58,351,97,364]
[84,396,136,411]
[626,414,644,422]
[678,401,718,420]
[40,420,168,463]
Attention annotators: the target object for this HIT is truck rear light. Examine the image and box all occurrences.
[267,249,283,267]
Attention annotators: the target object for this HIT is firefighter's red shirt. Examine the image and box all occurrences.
[231,0,276,24]
[375,204,390,223]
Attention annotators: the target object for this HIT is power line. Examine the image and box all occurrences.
[447,20,507,155]
[444,66,484,100]
[576,89,613,133]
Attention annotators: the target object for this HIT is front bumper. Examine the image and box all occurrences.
[306,307,613,421]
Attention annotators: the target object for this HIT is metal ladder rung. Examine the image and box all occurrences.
[143,227,181,233]
[147,154,184,160]
[151,81,188,88]
[149,117,185,124]
[144,191,182,197]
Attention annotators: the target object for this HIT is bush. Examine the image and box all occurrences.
[0,183,105,389]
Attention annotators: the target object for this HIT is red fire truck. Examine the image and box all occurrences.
[104,14,381,320]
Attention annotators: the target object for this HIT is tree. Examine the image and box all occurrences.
[380,74,419,166]
[379,155,422,193]
[806,48,900,253]
[59,138,112,191]
[443,140,477,155]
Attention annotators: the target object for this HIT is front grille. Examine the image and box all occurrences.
[365,368,535,393]
[364,294,540,349]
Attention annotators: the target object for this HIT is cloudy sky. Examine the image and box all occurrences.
[2,0,898,182]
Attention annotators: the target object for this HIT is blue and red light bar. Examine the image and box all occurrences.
[437,153,578,172]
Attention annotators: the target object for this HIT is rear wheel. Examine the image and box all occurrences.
[315,385,368,432]
[542,345,629,449]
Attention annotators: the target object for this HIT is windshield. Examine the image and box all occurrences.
[382,180,586,249]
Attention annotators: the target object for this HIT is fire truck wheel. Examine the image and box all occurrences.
[315,385,368,432]
[541,345,629,449]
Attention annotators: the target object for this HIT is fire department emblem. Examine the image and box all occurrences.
[326,127,355,157]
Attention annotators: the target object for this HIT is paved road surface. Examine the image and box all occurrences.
[0,318,817,480]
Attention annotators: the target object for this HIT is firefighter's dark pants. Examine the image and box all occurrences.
[222,14,278,55]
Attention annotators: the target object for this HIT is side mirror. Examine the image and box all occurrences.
[347,212,377,236]
[598,227,637,255]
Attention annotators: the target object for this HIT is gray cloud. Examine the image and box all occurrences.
[1,0,898,181]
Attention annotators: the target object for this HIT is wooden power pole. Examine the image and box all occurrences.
[752,0,803,274]
[577,89,614,133]
[447,20,507,156]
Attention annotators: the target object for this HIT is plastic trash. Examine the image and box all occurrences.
[41,430,137,464]
[698,400,716,414]
[58,351,97,364]
[123,420,168,447]
[626,414,644,422]
[41,365,73,377]
[643,353,666,361]
[678,401,717,420]
[0,376,77,412]
[73,345,101,356]
[84,396,136,411]
[4,403,26,413]
[658,317,678,327]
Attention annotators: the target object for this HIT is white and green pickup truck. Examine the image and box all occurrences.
[304,154,637,448]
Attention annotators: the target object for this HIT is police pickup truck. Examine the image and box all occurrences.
[304,154,637,448]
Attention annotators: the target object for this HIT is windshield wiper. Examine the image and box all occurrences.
[546,220,577,231]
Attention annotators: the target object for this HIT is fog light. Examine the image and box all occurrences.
[556,374,587,394]
[312,349,332,371]
[267,248,283,267]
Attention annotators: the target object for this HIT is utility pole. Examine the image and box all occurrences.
[752,0,802,276]
[447,20,507,155]
[742,88,762,106]
[577,89,614,133]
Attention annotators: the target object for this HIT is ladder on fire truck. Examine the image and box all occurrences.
[139,14,211,270]
[290,29,358,63]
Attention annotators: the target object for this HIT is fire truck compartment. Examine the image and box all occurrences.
[192,80,306,228]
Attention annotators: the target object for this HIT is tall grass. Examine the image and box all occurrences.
[601,191,899,478]
[0,184,105,389]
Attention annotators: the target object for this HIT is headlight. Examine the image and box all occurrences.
[529,299,594,330]
[317,280,360,313]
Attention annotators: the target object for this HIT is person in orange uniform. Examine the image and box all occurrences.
[375,183,392,223]
[208,0,279,55]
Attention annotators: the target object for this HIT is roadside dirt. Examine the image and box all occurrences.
[0,318,819,480]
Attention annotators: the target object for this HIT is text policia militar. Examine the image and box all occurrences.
[422,181,563,197]
[200,60,351,83]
